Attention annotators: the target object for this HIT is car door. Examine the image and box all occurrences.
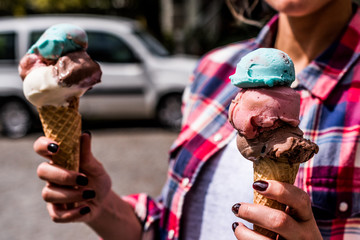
[80,30,150,119]
[0,31,21,93]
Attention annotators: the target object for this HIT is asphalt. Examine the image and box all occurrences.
[0,126,176,239]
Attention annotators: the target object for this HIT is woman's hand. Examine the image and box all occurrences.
[231,180,322,240]
[34,132,112,223]
[35,132,142,240]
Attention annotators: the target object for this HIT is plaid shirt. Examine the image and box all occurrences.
[124,5,360,240]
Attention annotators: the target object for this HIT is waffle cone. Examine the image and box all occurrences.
[38,97,81,171]
[253,157,299,239]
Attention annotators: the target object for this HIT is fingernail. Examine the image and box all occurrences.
[232,203,241,214]
[80,206,91,215]
[82,190,96,199]
[232,222,239,232]
[76,175,88,186]
[83,130,92,137]
[253,180,269,192]
[47,143,59,153]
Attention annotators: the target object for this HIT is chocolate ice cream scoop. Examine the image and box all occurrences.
[236,125,319,164]
[55,50,101,88]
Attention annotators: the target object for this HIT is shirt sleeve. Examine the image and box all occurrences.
[122,193,163,238]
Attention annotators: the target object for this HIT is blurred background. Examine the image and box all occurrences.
[0,0,276,55]
[0,0,277,140]
[1,0,357,239]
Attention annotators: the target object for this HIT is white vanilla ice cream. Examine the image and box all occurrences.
[23,66,87,107]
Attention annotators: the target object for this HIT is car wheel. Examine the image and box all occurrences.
[157,93,182,131]
[0,99,33,138]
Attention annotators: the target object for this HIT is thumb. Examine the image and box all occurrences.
[79,131,104,176]
[80,131,93,165]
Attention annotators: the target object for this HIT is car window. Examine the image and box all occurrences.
[134,30,169,57]
[29,31,43,47]
[87,31,140,63]
[0,32,16,62]
[30,30,140,64]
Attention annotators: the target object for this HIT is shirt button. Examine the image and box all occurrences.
[214,133,223,142]
[168,229,175,239]
[339,202,348,212]
[181,178,190,187]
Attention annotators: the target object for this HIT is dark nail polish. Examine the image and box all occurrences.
[82,190,96,199]
[76,175,88,186]
[80,206,91,215]
[253,180,269,192]
[83,130,92,137]
[232,222,239,232]
[47,143,59,153]
[232,203,241,214]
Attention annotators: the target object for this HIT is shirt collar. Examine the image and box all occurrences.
[253,5,360,101]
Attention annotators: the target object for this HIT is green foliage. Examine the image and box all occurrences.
[29,0,84,11]
[0,0,117,16]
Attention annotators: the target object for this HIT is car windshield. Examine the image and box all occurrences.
[134,30,170,57]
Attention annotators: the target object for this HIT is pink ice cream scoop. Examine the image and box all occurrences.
[228,86,300,139]
[18,54,47,80]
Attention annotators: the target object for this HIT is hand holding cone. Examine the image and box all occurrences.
[236,127,318,238]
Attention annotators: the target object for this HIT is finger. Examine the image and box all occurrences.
[33,137,59,159]
[79,132,96,173]
[233,222,272,240]
[47,203,91,223]
[37,162,89,187]
[253,180,313,221]
[42,184,96,203]
[79,132,106,177]
[236,202,299,239]
[80,131,93,166]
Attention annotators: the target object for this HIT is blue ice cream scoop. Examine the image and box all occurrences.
[27,23,88,60]
[230,48,295,88]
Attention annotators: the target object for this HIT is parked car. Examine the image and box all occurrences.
[0,15,198,138]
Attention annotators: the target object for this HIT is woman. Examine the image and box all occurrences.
[34,0,359,239]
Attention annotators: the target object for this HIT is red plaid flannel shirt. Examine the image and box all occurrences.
[124,5,360,240]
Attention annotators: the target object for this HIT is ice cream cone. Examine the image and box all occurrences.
[19,24,101,172]
[38,97,81,171]
[253,157,299,239]
[227,49,319,239]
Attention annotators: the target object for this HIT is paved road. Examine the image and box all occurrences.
[0,126,176,239]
